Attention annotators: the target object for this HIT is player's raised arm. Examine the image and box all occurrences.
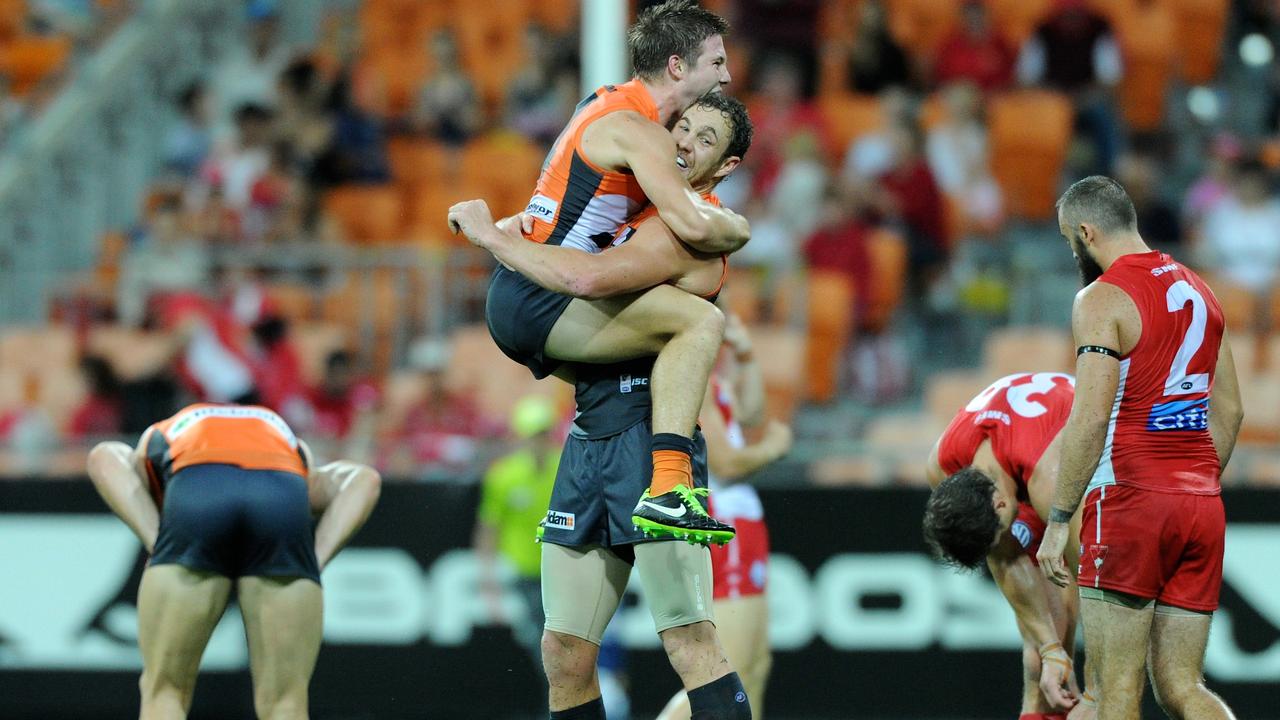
[308,457,382,570]
[1038,285,1126,586]
[87,439,160,553]
[450,199,686,299]
[604,112,750,253]
[1208,327,1244,472]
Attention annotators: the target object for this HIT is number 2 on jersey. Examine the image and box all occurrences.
[1164,280,1209,396]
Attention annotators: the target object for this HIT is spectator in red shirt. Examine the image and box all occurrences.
[803,182,874,316]
[396,336,502,471]
[308,349,379,440]
[876,123,949,289]
[934,1,1016,92]
[745,52,829,201]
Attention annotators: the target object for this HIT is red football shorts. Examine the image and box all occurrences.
[710,516,769,600]
[1078,485,1225,612]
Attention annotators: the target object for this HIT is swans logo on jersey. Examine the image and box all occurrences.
[619,374,648,394]
[545,510,575,529]
[525,195,558,221]
[974,410,1012,426]
[1150,263,1180,277]
[1147,398,1209,432]
[1011,520,1033,549]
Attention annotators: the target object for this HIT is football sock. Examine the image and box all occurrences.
[650,433,695,496]
[550,697,605,720]
[688,672,751,720]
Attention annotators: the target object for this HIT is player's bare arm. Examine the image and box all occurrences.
[450,199,717,299]
[587,110,749,253]
[1207,327,1244,472]
[86,439,160,553]
[699,382,791,484]
[722,314,766,426]
[987,543,1077,711]
[308,457,382,571]
[1038,284,1132,586]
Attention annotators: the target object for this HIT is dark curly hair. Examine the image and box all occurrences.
[628,0,729,80]
[690,92,753,164]
[923,467,1001,569]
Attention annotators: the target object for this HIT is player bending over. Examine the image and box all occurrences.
[924,372,1094,719]
[87,403,380,720]
[1037,176,1241,720]
[460,0,750,543]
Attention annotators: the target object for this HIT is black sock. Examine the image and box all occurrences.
[652,432,695,456]
[688,672,752,720]
[549,697,605,720]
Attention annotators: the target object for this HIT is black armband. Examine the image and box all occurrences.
[1049,506,1074,523]
[1077,345,1120,359]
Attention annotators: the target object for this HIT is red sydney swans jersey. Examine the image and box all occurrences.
[1089,251,1224,496]
[938,372,1076,498]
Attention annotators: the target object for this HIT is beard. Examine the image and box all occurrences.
[1072,235,1106,286]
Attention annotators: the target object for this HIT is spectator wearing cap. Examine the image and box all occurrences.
[473,394,563,682]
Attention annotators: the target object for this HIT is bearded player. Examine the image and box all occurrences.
[86,403,380,719]
[1037,176,1242,720]
[923,372,1097,719]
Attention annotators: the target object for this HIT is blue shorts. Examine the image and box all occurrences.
[486,265,574,380]
[151,463,320,583]
[541,420,708,548]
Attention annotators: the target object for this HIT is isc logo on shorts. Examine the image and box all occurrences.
[1146,398,1209,432]
[545,510,575,530]
[525,195,558,222]
[619,374,648,394]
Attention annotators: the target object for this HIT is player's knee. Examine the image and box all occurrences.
[139,669,193,711]
[253,686,308,720]
[541,631,595,685]
[691,298,725,337]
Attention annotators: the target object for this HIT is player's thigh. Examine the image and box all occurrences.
[237,575,323,695]
[635,540,714,634]
[541,543,631,646]
[1147,610,1213,696]
[137,565,233,689]
[545,284,719,362]
[1080,592,1155,692]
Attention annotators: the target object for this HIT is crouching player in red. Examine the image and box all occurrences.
[924,372,1096,720]
[658,313,792,720]
[87,403,381,720]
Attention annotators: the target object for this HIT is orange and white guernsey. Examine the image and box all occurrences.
[141,403,308,502]
[525,79,660,253]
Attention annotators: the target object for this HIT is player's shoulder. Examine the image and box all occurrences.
[1072,279,1132,318]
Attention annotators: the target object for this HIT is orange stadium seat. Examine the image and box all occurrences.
[363,47,432,118]
[408,178,488,246]
[84,326,175,381]
[1240,374,1280,444]
[445,324,568,426]
[982,326,1074,377]
[387,137,452,186]
[885,0,961,61]
[1198,273,1256,332]
[863,228,908,333]
[0,0,24,41]
[454,3,529,109]
[748,325,805,422]
[818,92,886,161]
[324,185,404,243]
[988,90,1073,219]
[1113,0,1176,132]
[924,370,988,424]
[530,0,579,33]
[0,326,76,374]
[266,283,316,324]
[290,322,349,387]
[863,411,947,485]
[982,0,1053,46]
[460,132,543,219]
[1171,0,1228,84]
[0,35,72,95]
[804,270,857,404]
